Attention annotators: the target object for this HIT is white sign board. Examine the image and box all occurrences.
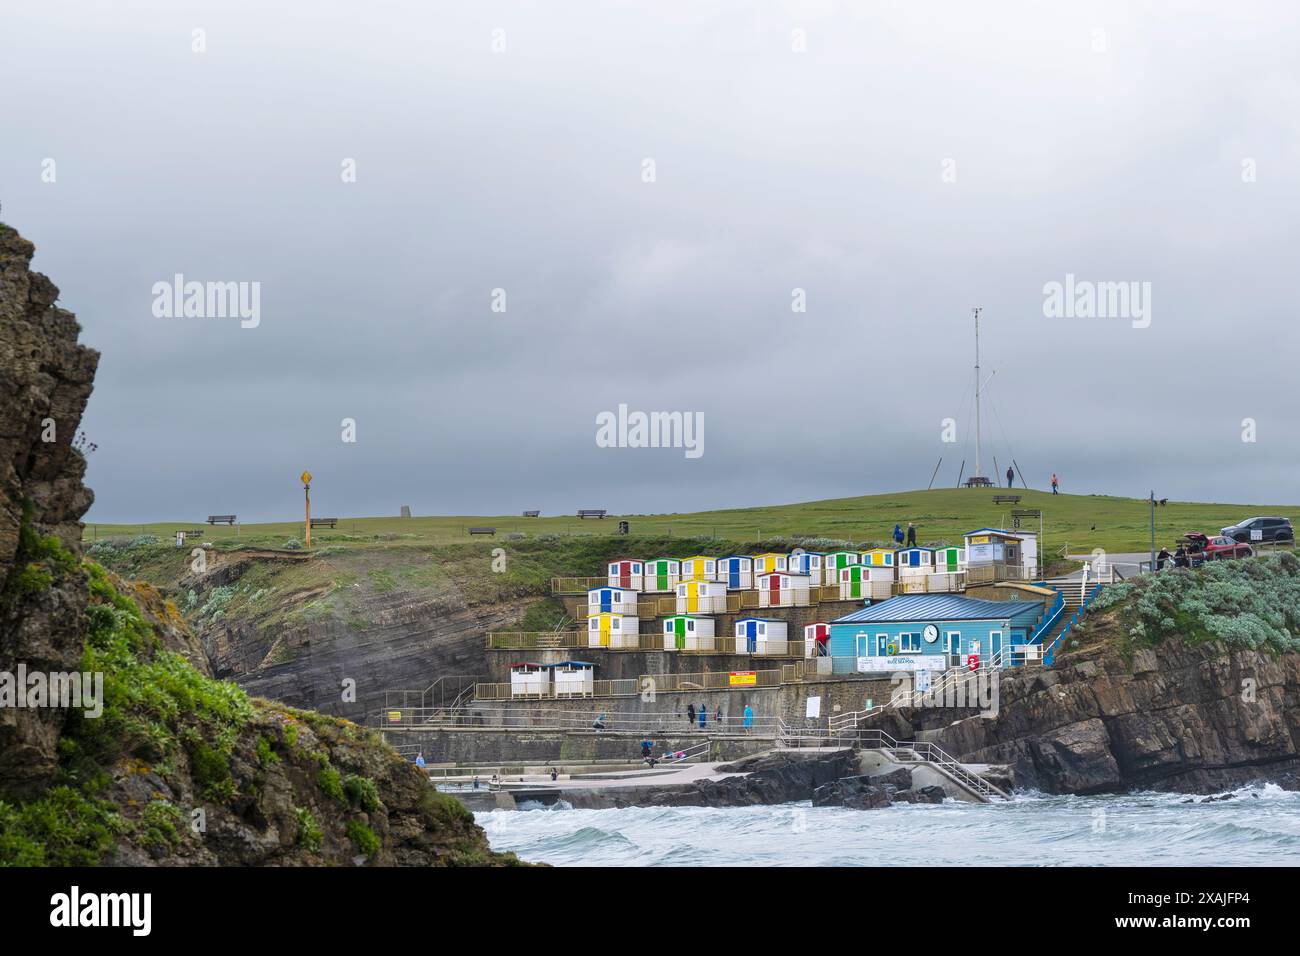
[856,655,946,673]
[805,696,821,719]
[1251,529,1263,541]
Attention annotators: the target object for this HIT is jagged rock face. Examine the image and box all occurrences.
[0,224,100,797]
[900,630,1300,794]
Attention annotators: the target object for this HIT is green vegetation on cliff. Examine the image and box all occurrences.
[0,561,519,866]
[1090,552,1300,656]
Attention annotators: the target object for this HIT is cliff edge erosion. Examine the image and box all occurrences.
[0,223,518,865]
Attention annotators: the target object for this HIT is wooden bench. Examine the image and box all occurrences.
[207,515,237,525]
[522,510,540,518]
[577,509,607,519]
[992,494,1021,505]
[468,526,496,536]
[309,518,338,529]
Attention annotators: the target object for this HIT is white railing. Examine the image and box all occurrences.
[857,729,1008,801]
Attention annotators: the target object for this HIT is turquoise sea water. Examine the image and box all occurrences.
[476,785,1300,866]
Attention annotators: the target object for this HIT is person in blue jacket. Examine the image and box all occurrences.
[742,704,754,732]
[892,523,904,546]
[698,703,707,729]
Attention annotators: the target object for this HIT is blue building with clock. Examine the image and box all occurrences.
[827,593,1046,669]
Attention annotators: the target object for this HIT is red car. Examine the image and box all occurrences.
[1180,532,1252,562]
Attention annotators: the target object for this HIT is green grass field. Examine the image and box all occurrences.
[81,488,1297,557]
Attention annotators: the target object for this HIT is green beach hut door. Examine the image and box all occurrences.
[943,549,958,572]
[675,617,686,650]
[656,563,668,591]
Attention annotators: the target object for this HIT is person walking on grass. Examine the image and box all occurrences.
[892,523,905,547]
[1006,465,1015,489]
[906,522,917,548]
[1051,473,1059,495]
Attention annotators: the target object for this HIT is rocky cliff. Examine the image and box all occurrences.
[877,610,1300,795]
[0,223,99,796]
[0,223,518,865]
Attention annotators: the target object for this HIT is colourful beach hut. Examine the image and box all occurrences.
[756,570,811,607]
[860,548,896,569]
[896,548,935,579]
[804,622,831,658]
[752,552,788,577]
[679,555,720,582]
[606,559,644,591]
[662,614,716,651]
[675,580,727,615]
[823,550,860,585]
[787,550,825,581]
[587,612,640,648]
[933,546,966,574]
[643,558,680,592]
[734,617,789,654]
[586,586,637,615]
[837,564,874,600]
[717,555,754,590]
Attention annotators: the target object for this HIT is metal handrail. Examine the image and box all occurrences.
[857,729,1007,800]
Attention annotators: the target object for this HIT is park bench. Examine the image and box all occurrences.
[469,526,496,536]
[522,510,540,518]
[577,509,607,519]
[992,494,1021,505]
[207,515,236,525]
[309,517,338,529]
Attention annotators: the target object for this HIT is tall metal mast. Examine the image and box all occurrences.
[972,307,983,480]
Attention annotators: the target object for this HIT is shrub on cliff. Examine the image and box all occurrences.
[1090,552,1300,655]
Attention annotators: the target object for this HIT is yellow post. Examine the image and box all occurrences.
[301,470,313,547]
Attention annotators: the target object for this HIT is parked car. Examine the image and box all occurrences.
[1180,532,1252,561]
[1221,516,1294,544]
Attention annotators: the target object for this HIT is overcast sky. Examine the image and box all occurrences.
[4,1,1299,522]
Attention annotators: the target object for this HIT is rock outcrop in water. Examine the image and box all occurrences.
[0,223,518,865]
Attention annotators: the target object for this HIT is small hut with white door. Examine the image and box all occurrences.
[509,663,551,698]
[662,615,716,651]
[756,570,811,607]
[675,580,727,615]
[735,617,789,655]
[551,661,595,697]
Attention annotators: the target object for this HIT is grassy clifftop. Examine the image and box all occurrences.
[84,487,1297,555]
